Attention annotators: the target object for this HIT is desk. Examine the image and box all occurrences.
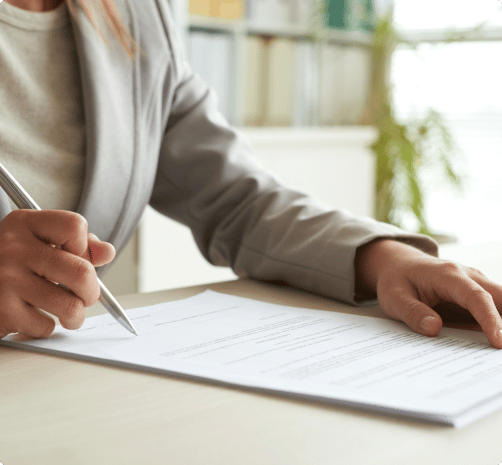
[2,242,502,465]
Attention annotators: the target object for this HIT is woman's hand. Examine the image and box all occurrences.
[355,239,502,348]
[0,210,115,339]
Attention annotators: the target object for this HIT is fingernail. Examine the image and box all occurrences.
[497,330,502,346]
[419,316,437,335]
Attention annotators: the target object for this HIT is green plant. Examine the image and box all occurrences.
[366,11,464,236]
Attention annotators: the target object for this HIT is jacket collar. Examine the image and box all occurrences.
[70,2,137,244]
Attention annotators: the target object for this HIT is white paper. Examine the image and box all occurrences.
[3,290,502,427]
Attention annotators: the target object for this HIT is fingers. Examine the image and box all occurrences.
[0,254,93,334]
[14,305,56,339]
[0,210,116,339]
[18,209,90,258]
[466,268,502,310]
[20,273,86,330]
[0,292,56,339]
[29,241,100,306]
[379,280,443,337]
[21,210,115,265]
[86,233,116,267]
[377,259,502,349]
[431,265,502,348]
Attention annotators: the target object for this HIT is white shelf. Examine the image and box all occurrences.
[188,15,373,46]
[398,27,502,44]
[189,15,246,33]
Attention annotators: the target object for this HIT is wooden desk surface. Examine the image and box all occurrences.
[2,242,502,465]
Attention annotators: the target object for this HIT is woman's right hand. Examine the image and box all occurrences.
[0,210,116,339]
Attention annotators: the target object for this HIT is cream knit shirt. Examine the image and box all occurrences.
[0,1,85,211]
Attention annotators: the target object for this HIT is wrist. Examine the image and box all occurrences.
[354,238,426,300]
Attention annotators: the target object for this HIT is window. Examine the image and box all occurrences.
[391,0,502,244]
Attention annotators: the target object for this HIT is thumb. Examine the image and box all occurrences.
[86,233,116,267]
[379,282,443,337]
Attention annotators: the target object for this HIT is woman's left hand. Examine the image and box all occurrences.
[355,239,502,348]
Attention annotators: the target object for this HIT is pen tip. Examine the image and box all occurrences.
[133,330,139,336]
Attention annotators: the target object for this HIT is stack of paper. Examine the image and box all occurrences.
[4,291,502,427]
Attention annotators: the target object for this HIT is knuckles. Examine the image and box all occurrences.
[71,259,100,305]
[72,258,95,283]
[4,208,89,244]
[65,213,89,239]
[0,238,27,293]
[465,266,486,279]
[436,260,463,276]
[435,261,485,281]
[2,209,31,226]
[0,230,29,263]
[465,286,492,306]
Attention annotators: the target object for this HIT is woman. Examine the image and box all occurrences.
[1,0,502,348]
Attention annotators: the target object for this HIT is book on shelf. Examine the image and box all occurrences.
[292,0,318,29]
[184,0,373,127]
[341,45,371,123]
[319,43,371,125]
[293,40,320,126]
[189,0,245,19]
[189,0,321,27]
[186,34,371,127]
[319,44,344,125]
[187,31,234,121]
[242,37,320,127]
[188,0,376,32]
[263,37,296,126]
[246,0,295,27]
[326,0,375,32]
[240,36,371,127]
[243,36,266,126]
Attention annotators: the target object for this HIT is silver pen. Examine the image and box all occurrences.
[0,162,138,336]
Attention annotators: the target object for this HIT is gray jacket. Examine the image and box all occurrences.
[0,0,437,304]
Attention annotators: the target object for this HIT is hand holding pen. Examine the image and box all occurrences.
[0,163,138,338]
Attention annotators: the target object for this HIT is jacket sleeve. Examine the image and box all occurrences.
[148,0,438,305]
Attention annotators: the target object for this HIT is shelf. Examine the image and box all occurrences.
[189,15,373,46]
[240,126,378,150]
[185,1,374,127]
[189,15,245,33]
[398,27,502,44]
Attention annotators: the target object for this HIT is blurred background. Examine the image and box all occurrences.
[103,0,502,296]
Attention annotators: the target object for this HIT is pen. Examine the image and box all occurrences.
[0,162,138,336]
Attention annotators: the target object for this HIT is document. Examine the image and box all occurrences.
[3,290,502,427]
